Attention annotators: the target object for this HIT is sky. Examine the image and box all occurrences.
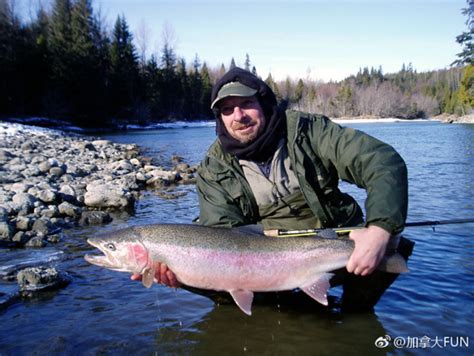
[23,0,470,82]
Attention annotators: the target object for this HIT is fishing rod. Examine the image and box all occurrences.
[264,218,474,237]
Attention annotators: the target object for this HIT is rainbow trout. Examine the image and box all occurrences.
[84,224,408,315]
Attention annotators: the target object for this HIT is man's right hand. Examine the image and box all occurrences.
[131,262,180,288]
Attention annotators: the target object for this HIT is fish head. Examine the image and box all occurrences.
[84,229,151,274]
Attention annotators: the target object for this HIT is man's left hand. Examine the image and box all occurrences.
[346,225,390,276]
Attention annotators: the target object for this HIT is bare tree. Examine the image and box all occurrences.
[161,21,178,51]
[135,19,150,68]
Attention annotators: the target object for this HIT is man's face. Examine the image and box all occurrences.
[218,96,266,144]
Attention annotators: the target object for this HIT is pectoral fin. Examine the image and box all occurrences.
[142,267,155,288]
[301,273,333,306]
[229,289,254,316]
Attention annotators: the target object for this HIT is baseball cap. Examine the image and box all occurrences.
[210,81,257,109]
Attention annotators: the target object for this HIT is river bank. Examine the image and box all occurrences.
[432,113,474,124]
[0,121,197,296]
[331,114,474,124]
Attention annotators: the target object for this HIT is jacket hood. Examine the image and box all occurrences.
[211,67,277,118]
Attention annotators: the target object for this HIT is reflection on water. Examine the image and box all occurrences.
[0,122,473,354]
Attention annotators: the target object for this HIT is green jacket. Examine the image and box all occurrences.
[196,110,408,234]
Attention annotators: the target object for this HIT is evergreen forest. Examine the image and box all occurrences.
[1,0,472,127]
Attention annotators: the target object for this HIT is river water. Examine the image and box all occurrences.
[1,120,473,354]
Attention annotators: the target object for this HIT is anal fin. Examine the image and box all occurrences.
[301,273,333,306]
[229,289,254,316]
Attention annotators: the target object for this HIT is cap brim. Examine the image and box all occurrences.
[211,82,258,109]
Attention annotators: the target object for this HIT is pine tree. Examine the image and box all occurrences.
[230,57,236,69]
[189,54,202,117]
[218,63,226,78]
[200,62,213,117]
[26,6,51,114]
[49,0,72,83]
[70,0,106,123]
[264,73,280,100]
[144,54,162,118]
[0,0,21,114]
[160,41,178,118]
[294,79,305,103]
[47,0,74,116]
[176,57,190,117]
[109,15,139,118]
[453,0,473,65]
[244,53,251,71]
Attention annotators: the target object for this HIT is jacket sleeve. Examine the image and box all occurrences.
[196,158,253,228]
[312,116,408,234]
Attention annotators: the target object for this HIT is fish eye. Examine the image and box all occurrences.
[105,243,116,251]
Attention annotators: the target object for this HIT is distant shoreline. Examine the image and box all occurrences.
[332,114,474,124]
[2,113,473,133]
[431,113,474,124]
[331,117,433,124]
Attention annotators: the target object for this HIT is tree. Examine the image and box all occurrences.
[453,0,474,65]
[189,54,202,117]
[294,79,305,103]
[26,5,51,115]
[200,62,213,117]
[264,73,280,100]
[244,53,251,71]
[218,63,226,78]
[160,42,178,118]
[457,64,474,114]
[176,57,190,117]
[109,15,139,118]
[0,0,22,114]
[143,54,162,118]
[47,0,73,115]
[70,0,106,123]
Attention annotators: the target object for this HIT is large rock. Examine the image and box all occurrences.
[37,189,57,204]
[0,221,14,241]
[10,182,33,194]
[84,183,135,209]
[78,211,112,226]
[31,218,60,236]
[17,266,69,296]
[58,201,82,218]
[12,193,37,214]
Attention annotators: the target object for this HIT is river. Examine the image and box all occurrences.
[0,120,473,354]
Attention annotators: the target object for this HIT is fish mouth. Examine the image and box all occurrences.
[84,238,121,270]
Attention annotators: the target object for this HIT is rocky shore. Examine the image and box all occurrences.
[434,113,474,124]
[0,122,197,248]
[0,122,197,297]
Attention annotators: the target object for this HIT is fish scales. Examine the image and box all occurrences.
[85,224,408,315]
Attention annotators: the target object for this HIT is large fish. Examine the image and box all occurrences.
[84,224,408,315]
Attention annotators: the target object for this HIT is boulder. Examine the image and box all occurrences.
[78,211,113,226]
[12,193,36,214]
[17,266,69,296]
[84,183,135,209]
[58,201,82,218]
[0,221,14,241]
[31,218,60,236]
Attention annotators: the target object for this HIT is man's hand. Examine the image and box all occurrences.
[346,225,391,276]
[131,262,180,288]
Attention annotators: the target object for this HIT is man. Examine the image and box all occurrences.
[137,67,412,310]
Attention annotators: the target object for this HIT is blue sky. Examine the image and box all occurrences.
[29,0,470,81]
